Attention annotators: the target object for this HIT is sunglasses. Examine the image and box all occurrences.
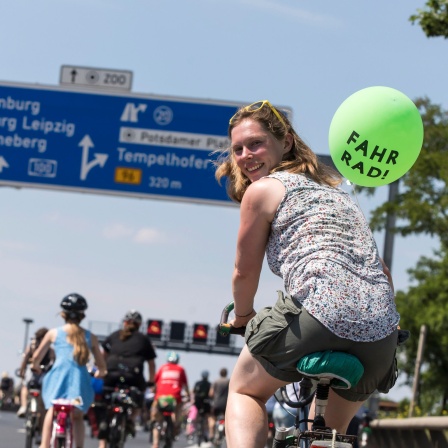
[229,100,287,129]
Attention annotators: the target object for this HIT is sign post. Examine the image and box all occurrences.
[0,81,276,206]
[59,65,133,91]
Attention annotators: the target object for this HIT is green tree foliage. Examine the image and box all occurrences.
[410,0,448,38]
[366,98,448,414]
[368,98,448,245]
[395,253,448,414]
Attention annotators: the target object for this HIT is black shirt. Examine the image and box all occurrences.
[102,330,156,377]
[194,378,211,411]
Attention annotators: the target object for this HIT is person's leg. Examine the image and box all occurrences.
[174,402,183,436]
[97,401,109,447]
[150,403,162,448]
[96,408,108,448]
[72,408,86,448]
[37,395,46,435]
[16,384,28,416]
[39,407,53,448]
[308,389,363,434]
[204,412,211,440]
[152,425,160,448]
[21,384,28,406]
[226,346,289,448]
[128,386,143,436]
[208,409,216,439]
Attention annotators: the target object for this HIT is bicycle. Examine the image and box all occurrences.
[24,377,43,448]
[211,413,226,448]
[152,395,176,448]
[0,375,15,411]
[102,384,141,448]
[0,391,14,410]
[357,411,372,448]
[194,406,209,446]
[266,411,275,448]
[50,398,77,448]
[218,301,410,448]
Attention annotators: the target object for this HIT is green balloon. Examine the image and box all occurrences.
[328,86,424,187]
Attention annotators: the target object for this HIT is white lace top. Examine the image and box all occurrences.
[266,171,399,342]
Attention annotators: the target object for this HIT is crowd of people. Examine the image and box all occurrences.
[5,292,232,448]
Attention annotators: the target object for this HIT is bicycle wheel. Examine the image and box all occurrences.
[50,416,59,448]
[214,436,223,448]
[197,414,208,446]
[213,419,225,448]
[109,414,126,448]
[108,415,119,448]
[119,415,128,448]
[213,429,223,448]
[24,411,35,448]
[164,416,174,448]
[195,416,202,446]
[25,431,33,448]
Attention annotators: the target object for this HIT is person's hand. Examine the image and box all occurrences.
[229,309,256,332]
[94,369,107,378]
[31,364,42,375]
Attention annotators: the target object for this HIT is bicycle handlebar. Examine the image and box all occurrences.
[217,301,246,336]
[398,329,411,346]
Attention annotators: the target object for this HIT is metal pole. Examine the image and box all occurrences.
[364,181,399,418]
[409,324,427,417]
[22,318,34,354]
[363,181,400,417]
[383,180,399,271]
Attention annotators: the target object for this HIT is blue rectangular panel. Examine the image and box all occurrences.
[0,82,245,205]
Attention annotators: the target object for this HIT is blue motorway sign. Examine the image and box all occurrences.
[0,81,256,205]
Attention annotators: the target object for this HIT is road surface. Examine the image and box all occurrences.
[0,409,223,448]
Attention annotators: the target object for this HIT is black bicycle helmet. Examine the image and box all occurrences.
[123,309,143,324]
[60,293,88,312]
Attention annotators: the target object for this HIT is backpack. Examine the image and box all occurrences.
[194,380,210,399]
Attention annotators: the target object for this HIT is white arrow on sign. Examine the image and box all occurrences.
[79,135,108,181]
[0,156,9,173]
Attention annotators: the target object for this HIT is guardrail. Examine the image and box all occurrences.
[368,416,448,448]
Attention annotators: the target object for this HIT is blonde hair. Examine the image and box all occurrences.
[61,311,90,365]
[215,103,342,203]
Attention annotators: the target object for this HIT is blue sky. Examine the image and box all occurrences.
[0,0,445,402]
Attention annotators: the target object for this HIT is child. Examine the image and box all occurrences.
[32,293,107,448]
